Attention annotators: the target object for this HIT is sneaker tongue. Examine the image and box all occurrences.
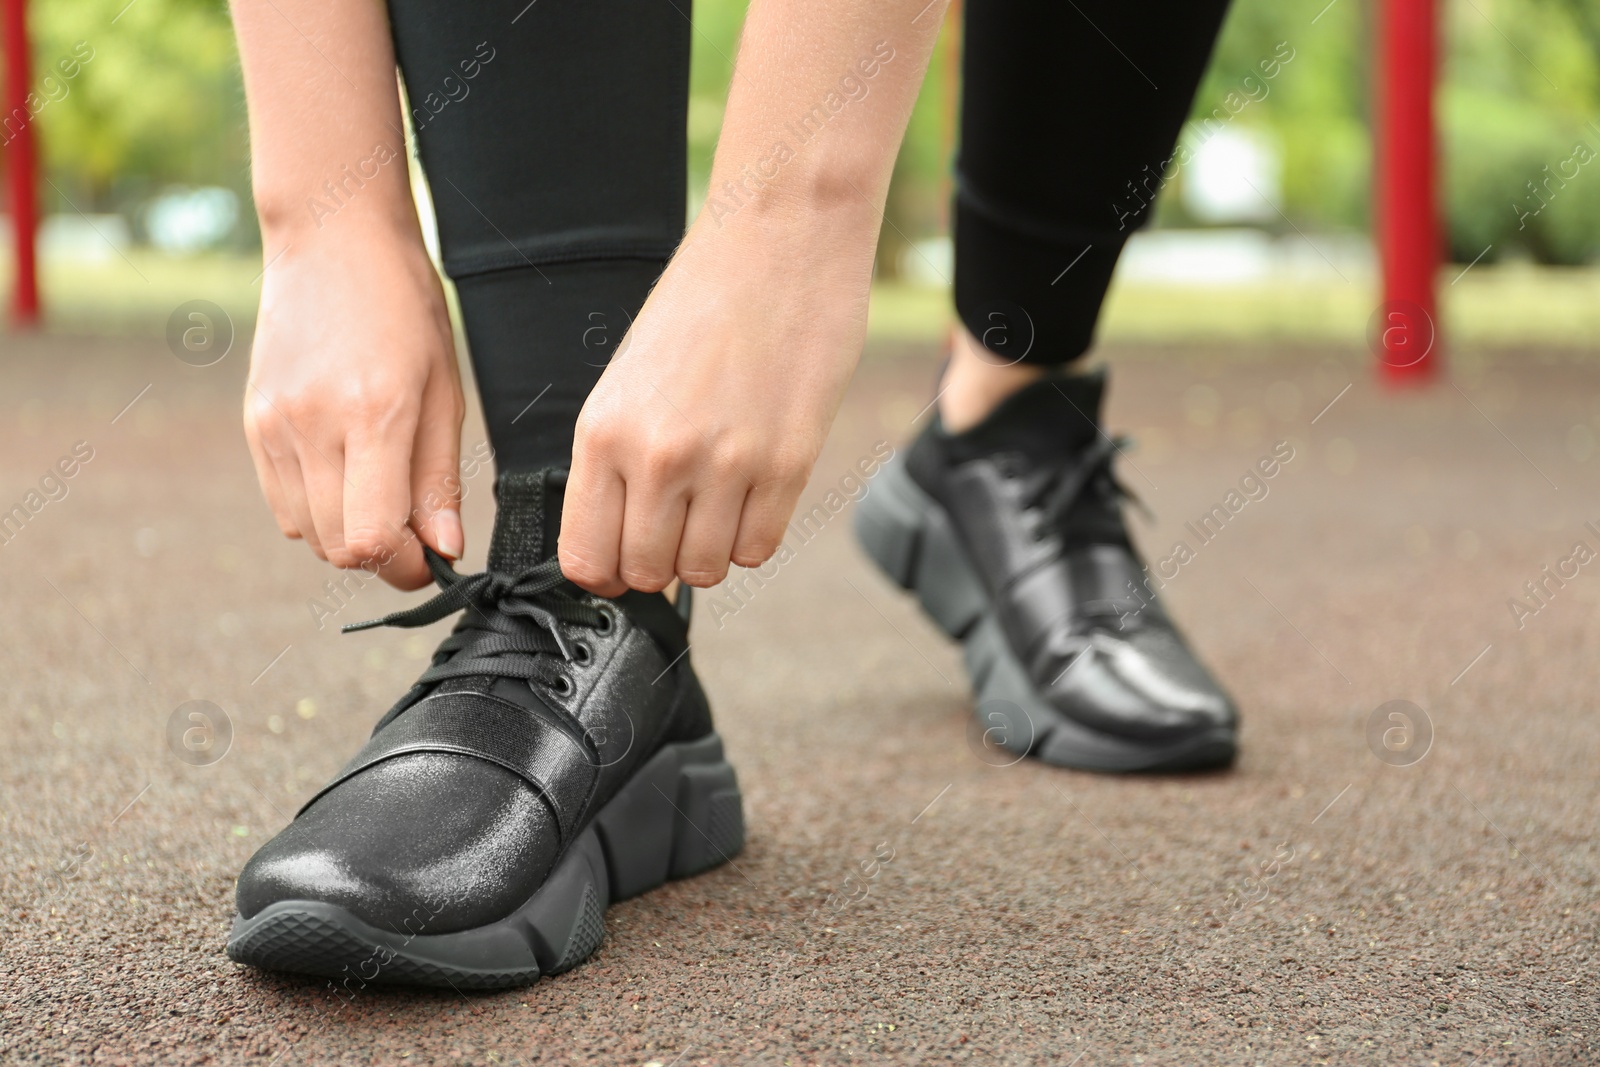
[488,469,565,573]
[939,367,1106,463]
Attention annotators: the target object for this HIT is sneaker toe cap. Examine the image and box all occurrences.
[236,753,559,934]
[1046,628,1237,740]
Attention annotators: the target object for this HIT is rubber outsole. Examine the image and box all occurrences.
[226,732,743,990]
[854,458,1236,773]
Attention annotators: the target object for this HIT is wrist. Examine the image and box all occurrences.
[706,135,886,212]
[253,208,447,324]
[260,200,429,261]
[693,163,882,262]
[254,169,424,252]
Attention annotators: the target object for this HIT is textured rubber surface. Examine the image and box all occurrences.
[856,458,1235,772]
[12,341,1600,1064]
[225,733,743,989]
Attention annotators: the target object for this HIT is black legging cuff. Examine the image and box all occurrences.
[442,229,682,281]
[453,258,666,473]
[953,196,1127,367]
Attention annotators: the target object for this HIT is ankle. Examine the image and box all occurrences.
[936,327,1048,434]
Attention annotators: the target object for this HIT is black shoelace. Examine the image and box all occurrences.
[1019,434,1145,532]
[1014,434,1153,631]
[344,547,608,694]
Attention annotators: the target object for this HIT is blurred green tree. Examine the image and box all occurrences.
[1443,0,1600,263]
[25,0,246,214]
[8,0,1600,263]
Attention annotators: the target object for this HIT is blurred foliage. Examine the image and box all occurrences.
[1190,0,1374,234]
[26,0,246,214]
[1168,0,1600,264]
[5,0,1600,264]
[1443,0,1600,263]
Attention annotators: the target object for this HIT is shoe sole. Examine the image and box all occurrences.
[855,458,1236,773]
[225,732,743,990]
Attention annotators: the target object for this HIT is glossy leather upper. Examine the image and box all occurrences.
[907,371,1237,742]
[236,471,710,933]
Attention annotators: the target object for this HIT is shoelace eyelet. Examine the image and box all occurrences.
[593,605,616,635]
[550,672,575,697]
[572,640,593,666]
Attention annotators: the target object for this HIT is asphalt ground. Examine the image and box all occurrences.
[0,331,1596,1065]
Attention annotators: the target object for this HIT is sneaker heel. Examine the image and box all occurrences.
[855,459,988,639]
[853,458,929,589]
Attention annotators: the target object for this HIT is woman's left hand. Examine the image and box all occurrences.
[558,204,878,595]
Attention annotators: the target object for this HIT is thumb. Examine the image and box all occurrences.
[410,371,465,561]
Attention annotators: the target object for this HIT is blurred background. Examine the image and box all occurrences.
[7,5,1600,1059]
[5,0,1600,348]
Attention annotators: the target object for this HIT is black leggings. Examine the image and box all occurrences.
[387,0,1232,472]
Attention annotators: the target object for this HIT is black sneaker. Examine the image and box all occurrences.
[227,470,744,989]
[855,369,1237,773]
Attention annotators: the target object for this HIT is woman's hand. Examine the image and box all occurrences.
[556,0,944,596]
[559,206,877,595]
[243,226,465,591]
[231,0,464,589]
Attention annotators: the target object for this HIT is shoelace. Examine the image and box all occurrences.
[343,547,608,693]
[1019,434,1146,531]
[1015,434,1153,631]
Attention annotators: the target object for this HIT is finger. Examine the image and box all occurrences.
[730,474,804,569]
[408,366,465,562]
[342,428,429,589]
[675,482,748,587]
[559,456,627,597]
[617,482,688,593]
[244,417,299,539]
[265,444,324,559]
[297,442,349,565]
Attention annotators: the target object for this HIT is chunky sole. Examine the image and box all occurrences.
[225,733,744,990]
[855,459,1235,773]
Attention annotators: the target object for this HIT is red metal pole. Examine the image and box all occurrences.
[1376,0,1439,382]
[3,0,39,328]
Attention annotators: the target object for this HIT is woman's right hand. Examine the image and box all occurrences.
[243,225,465,591]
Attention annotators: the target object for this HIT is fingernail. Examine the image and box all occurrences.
[433,508,463,560]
